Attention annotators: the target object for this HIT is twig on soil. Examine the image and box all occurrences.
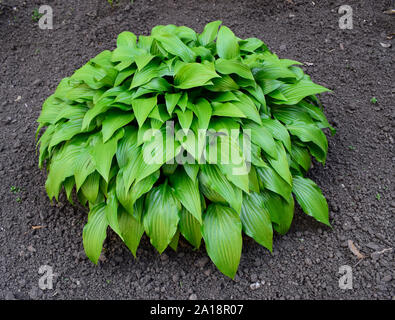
[348,240,365,259]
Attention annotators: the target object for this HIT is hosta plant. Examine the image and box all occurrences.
[37,21,334,278]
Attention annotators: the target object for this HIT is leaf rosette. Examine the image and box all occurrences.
[37,21,334,278]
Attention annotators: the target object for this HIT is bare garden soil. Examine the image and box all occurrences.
[0,0,394,300]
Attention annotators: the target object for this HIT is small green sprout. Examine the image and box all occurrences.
[370,97,377,104]
[32,8,44,22]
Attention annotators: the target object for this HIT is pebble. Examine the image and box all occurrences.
[27,245,36,253]
[250,282,261,290]
[305,258,312,266]
[32,79,42,86]
[189,293,197,300]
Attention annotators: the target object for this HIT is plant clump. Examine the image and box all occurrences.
[37,21,334,278]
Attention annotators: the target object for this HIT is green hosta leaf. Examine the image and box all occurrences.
[286,123,328,163]
[83,203,108,264]
[165,92,182,114]
[256,164,292,201]
[175,109,194,130]
[174,63,219,89]
[240,192,273,251]
[179,207,202,249]
[143,182,181,254]
[169,231,180,251]
[102,110,134,143]
[131,95,157,127]
[80,171,100,204]
[243,121,277,159]
[202,204,242,279]
[183,163,200,182]
[275,77,330,105]
[199,165,242,213]
[49,118,85,149]
[190,98,211,131]
[169,168,202,223]
[205,74,240,92]
[216,26,240,59]
[116,31,137,48]
[152,32,196,62]
[261,190,294,235]
[239,37,266,52]
[118,206,144,257]
[290,144,311,172]
[106,187,123,239]
[253,61,297,80]
[267,141,292,186]
[260,118,292,153]
[212,101,245,118]
[292,175,330,227]
[232,92,261,124]
[215,58,254,80]
[130,60,161,89]
[89,129,124,182]
[45,137,88,200]
[199,20,222,46]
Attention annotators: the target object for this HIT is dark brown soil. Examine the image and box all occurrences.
[0,0,394,300]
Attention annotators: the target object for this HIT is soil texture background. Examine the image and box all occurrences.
[0,0,394,300]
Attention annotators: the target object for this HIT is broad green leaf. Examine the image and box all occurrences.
[191,98,212,130]
[169,168,202,223]
[267,141,292,186]
[243,121,277,159]
[175,109,193,130]
[169,231,180,251]
[183,163,200,182]
[212,102,245,118]
[80,171,100,204]
[286,123,328,163]
[239,37,265,52]
[205,74,240,92]
[83,203,108,264]
[215,58,254,80]
[199,20,222,46]
[118,206,144,257]
[240,192,273,251]
[143,182,181,254]
[232,92,261,124]
[165,92,182,114]
[275,77,330,105]
[260,118,292,152]
[216,26,240,59]
[88,129,124,182]
[290,144,311,172]
[202,204,242,279]
[106,187,123,239]
[102,110,134,143]
[199,165,242,213]
[292,175,330,226]
[130,60,161,89]
[153,32,196,62]
[116,31,137,48]
[131,95,157,127]
[179,207,202,249]
[261,190,294,235]
[256,164,292,201]
[174,63,220,89]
